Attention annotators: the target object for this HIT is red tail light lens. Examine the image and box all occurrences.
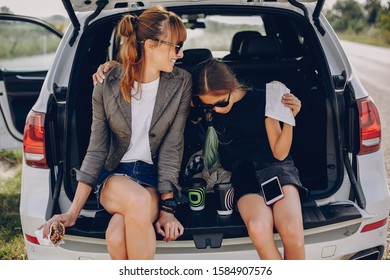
[23,111,49,169]
[24,233,40,245]
[361,218,387,233]
[357,97,381,155]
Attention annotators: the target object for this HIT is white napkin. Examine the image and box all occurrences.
[35,228,54,246]
[265,81,295,126]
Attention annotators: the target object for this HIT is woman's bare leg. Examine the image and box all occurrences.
[237,194,282,260]
[105,213,127,259]
[100,176,159,259]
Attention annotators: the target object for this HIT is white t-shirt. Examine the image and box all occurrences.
[120,78,159,164]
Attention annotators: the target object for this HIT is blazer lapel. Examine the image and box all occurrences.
[150,71,182,129]
[110,67,133,131]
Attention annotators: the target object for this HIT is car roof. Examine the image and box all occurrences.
[63,0,324,39]
[65,0,320,13]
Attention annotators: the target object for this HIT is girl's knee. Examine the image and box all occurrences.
[277,219,304,244]
[246,217,274,238]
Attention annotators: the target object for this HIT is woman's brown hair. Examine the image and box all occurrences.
[117,6,187,102]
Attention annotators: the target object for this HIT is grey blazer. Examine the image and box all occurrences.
[74,65,192,193]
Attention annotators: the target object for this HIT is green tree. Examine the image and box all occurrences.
[326,0,367,33]
[0,6,13,14]
[378,2,390,43]
[365,0,383,25]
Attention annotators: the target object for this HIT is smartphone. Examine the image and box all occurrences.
[261,176,284,205]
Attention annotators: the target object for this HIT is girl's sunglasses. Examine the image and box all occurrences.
[151,38,184,54]
[201,91,232,110]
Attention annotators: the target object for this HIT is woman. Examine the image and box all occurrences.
[41,6,192,259]
[191,58,308,260]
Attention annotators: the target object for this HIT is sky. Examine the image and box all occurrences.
[0,0,388,19]
[0,0,67,18]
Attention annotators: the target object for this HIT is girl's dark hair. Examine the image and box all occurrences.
[192,58,243,170]
[117,6,187,102]
[192,58,241,97]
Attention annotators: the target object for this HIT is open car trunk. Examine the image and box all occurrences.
[52,4,364,247]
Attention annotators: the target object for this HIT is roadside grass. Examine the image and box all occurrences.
[337,30,390,48]
[0,150,27,260]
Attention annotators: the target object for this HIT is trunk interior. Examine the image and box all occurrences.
[53,6,362,244]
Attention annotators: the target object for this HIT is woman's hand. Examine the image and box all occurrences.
[92,60,119,85]
[155,211,184,242]
[39,211,76,239]
[282,93,302,117]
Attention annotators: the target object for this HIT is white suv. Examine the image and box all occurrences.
[11,0,390,259]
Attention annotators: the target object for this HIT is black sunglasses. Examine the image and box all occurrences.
[200,91,232,110]
[151,38,184,54]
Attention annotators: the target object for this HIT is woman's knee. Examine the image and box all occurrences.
[128,188,153,211]
[102,178,153,214]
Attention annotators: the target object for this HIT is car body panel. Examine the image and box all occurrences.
[18,0,390,260]
[66,0,319,13]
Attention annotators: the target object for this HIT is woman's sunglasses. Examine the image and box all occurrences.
[200,91,232,110]
[151,38,184,54]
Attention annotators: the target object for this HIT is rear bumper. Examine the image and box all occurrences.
[23,215,387,260]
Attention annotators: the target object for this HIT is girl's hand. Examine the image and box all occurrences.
[282,93,302,117]
[155,211,184,242]
[92,60,119,85]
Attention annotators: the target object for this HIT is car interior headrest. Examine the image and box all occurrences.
[238,36,281,60]
[229,31,262,55]
[179,48,213,66]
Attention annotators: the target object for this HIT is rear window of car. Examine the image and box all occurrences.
[182,15,266,58]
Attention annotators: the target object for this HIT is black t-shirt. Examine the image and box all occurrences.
[212,88,289,170]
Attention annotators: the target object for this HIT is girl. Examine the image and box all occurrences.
[41,6,192,259]
[191,58,308,260]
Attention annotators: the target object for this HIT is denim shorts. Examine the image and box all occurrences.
[94,161,158,207]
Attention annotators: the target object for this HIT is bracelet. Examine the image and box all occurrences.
[160,205,175,214]
[159,198,177,214]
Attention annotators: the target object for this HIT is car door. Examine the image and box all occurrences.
[0,14,63,150]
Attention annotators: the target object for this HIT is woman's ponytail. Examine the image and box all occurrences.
[117,14,140,102]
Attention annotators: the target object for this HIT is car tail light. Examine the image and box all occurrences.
[357,97,381,155]
[360,218,387,233]
[24,233,40,245]
[23,111,49,169]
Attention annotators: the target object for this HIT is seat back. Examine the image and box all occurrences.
[223,30,262,60]
[176,48,213,73]
[225,36,302,91]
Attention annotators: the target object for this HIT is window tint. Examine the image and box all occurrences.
[0,20,61,71]
[184,15,265,58]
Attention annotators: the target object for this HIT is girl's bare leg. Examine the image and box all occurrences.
[273,185,305,260]
[237,194,282,260]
